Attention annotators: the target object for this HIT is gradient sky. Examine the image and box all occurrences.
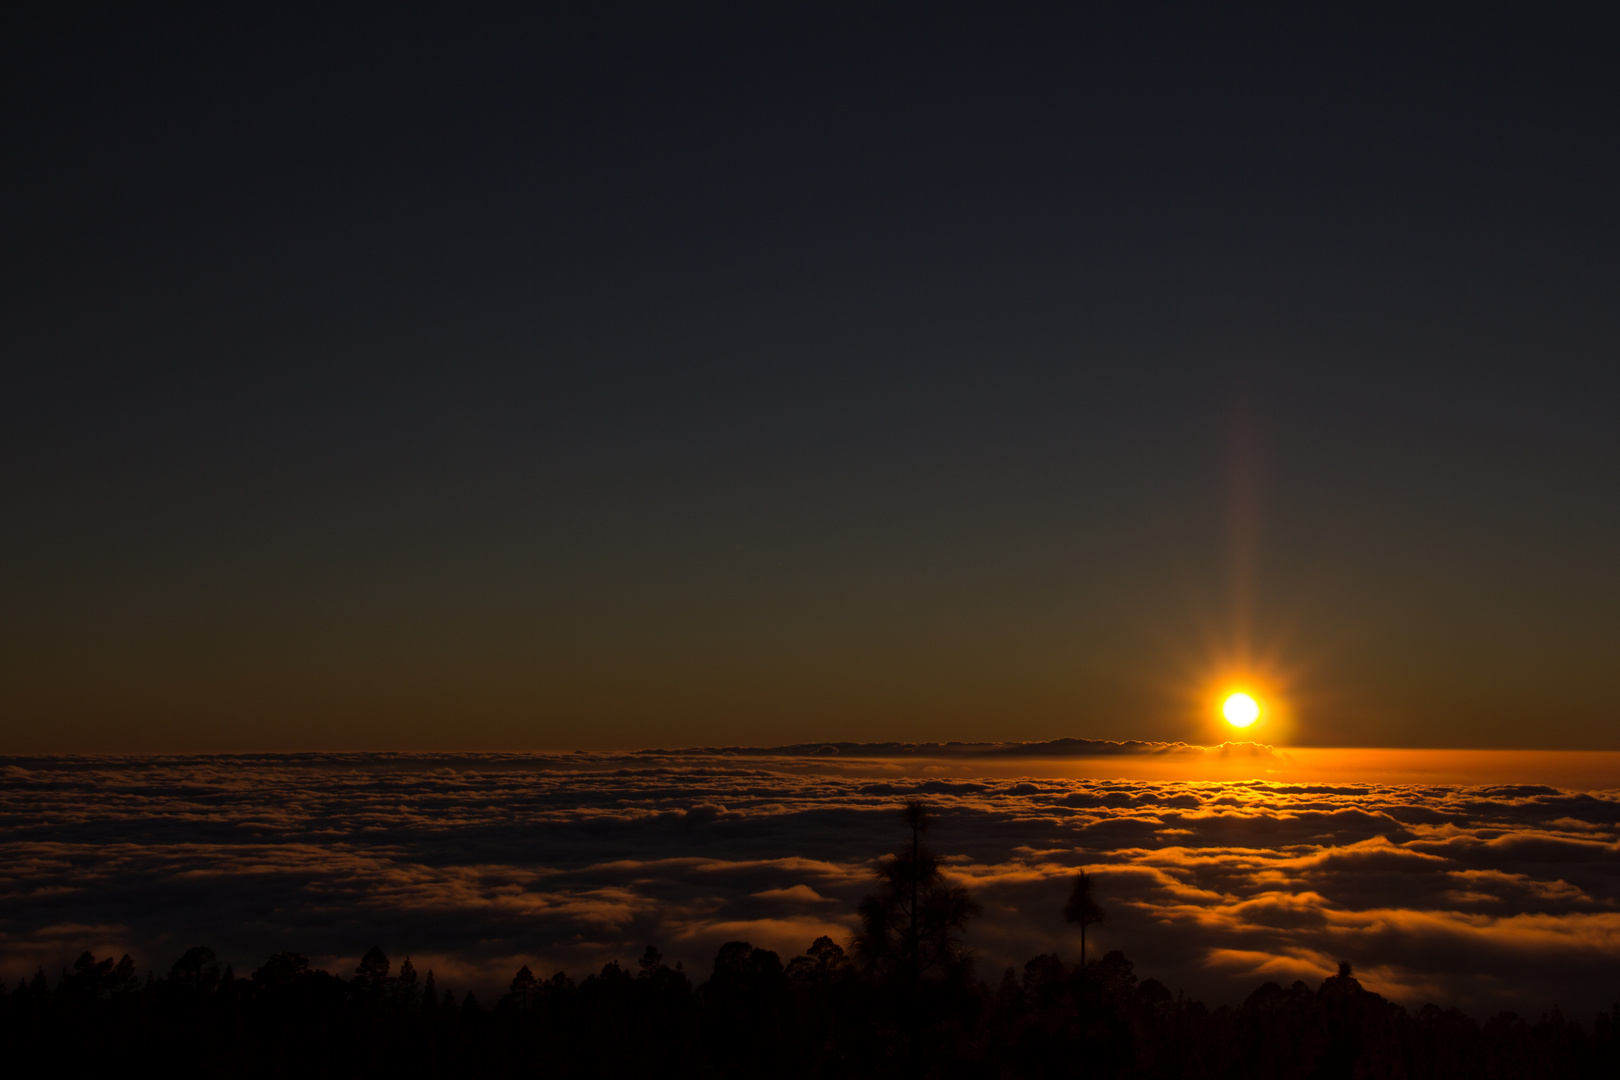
[4,4,1617,752]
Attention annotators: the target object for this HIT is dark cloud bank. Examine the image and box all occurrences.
[3,750,1618,1018]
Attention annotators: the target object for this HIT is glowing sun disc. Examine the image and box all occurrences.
[1223,692,1260,728]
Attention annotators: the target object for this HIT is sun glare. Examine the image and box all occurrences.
[1222,692,1260,728]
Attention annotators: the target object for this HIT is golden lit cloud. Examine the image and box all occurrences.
[3,751,1619,1017]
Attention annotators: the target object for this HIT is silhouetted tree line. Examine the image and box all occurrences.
[5,803,1619,1078]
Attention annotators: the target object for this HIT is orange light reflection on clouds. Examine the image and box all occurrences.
[770,749,1620,789]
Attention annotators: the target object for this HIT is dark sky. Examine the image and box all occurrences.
[4,3,1617,751]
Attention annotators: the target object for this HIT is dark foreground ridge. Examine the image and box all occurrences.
[7,944,1615,1079]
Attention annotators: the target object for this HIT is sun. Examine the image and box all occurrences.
[1222,692,1261,728]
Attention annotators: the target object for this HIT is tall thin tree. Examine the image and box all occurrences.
[853,801,981,982]
[854,800,982,1080]
[1063,871,1107,968]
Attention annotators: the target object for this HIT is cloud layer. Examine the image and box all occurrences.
[3,752,1618,1016]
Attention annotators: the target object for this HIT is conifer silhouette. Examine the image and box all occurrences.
[854,801,983,1079]
[853,801,982,983]
[1063,871,1107,968]
[167,946,221,992]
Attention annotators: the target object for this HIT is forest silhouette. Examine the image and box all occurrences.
[5,802,1616,1078]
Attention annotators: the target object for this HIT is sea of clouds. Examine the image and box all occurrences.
[3,748,1619,1018]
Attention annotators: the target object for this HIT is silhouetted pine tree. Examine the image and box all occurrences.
[852,801,982,984]
[1063,871,1107,969]
[853,800,983,1079]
